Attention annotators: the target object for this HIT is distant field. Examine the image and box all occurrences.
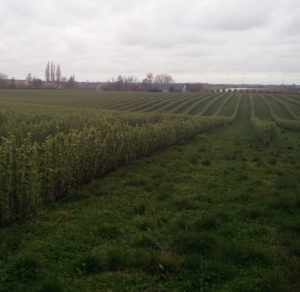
[0,90,299,291]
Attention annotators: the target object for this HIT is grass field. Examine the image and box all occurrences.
[0,90,299,291]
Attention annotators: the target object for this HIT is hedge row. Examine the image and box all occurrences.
[249,95,277,147]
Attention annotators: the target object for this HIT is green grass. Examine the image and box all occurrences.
[220,94,238,116]
[252,95,273,121]
[204,94,228,115]
[267,95,294,120]
[0,94,299,291]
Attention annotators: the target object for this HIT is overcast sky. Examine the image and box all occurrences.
[0,0,299,84]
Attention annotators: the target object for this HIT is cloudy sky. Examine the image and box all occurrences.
[0,0,299,84]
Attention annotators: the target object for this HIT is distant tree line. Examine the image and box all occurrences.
[0,62,77,89]
[100,73,175,91]
[44,61,77,89]
[2,66,299,93]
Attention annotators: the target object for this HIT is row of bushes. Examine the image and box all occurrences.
[260,96,300,131]
[213,94,233,116]
[0,99,241,224]
[199,94,226,115]
[249,95,277,147]
[271,95,299,120]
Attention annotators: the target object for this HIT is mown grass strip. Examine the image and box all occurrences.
[213,94,233,116]
[156,94,197,113]
[169,93,211,114]
[199,94,226,116]
[187,94,219,115]
[127,94,185,112]
[142,94,194,112]
[118,93,182,111]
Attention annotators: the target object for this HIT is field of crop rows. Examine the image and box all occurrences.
[0,90,299,224]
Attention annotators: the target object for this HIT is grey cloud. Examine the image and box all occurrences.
[0,0,299,83]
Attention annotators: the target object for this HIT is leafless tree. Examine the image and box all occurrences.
[64,75,77,89]
[50,61,56,82]
[154,73,174,91]
[154,73,174,84]
[45,61,50,82]
[56,64,62,84]
[0,73,8,88]
[142,73,153,84]
[26,73,32,83]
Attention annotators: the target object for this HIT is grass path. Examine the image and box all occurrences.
[0,96,299,291]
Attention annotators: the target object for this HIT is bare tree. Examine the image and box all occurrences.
[56,64,62,84]
[50,61,56,82]
[142,73,153,91]
[65,75,77,89]
[126,76,138,84]
[26,73,32,83]
[0,73,8,88]
[45,61,50,82]
[142,73,153,84]
[25,73,32,88]
[154,73,174,91]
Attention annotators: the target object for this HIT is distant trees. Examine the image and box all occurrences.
[26,73,32,87]
[45,61,63,84]
[154,73,174,86]
[45,61,50,82]
[8,78,16,89]
[151,73,174,92]
[56,65,62,84]
[99,73,175,92]
[32,78,43,88]
[0,73,8,89]
[50,62,56,82]
[101,75,139,91]
[64,75,77,89]
[142,73,153,84]
[153,73,174,92]
[142,73,153,91]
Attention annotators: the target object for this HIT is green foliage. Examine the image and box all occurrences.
[199,94,226,115]
[249,95,277,147]
[271,95,300,120]
[0,92,299,291]
[0,92,241,225]
[213,94,232,116]
[261,95,300,130]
